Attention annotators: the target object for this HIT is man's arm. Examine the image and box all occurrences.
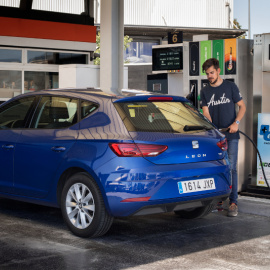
[202,106,212,122]
[228,99,246,133]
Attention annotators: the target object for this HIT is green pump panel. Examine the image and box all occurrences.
[200,40,212,75]
[213,40,224,75]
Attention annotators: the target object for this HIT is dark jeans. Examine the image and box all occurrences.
[227,139,239,205]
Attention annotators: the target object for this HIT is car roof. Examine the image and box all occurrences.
[16,88,118,103]
[39,88,118,98]
[14,88,189,103]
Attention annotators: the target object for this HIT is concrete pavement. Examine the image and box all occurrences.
[0,195,270,270]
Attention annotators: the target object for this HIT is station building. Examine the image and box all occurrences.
[0,0,244,101]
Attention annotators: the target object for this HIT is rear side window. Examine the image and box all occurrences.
[81,100,99,119]
[114,101,213,133]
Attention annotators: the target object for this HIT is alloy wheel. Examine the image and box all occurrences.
[65,183,95,229]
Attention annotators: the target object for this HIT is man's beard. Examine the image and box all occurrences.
[209,77,218,85]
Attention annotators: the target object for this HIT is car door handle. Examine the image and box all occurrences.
[2,144,14,150]
[51,146,66,152]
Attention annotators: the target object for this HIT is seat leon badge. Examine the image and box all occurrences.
[192,141,199,149]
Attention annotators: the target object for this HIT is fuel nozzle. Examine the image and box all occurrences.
[219,128,230,133]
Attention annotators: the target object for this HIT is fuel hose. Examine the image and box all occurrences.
[219,128,270,189]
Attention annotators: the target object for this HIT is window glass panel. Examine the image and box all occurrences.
[32,0,84,14]
[27,51,54,64]
[0,70,22,99]
[31,96,78,129]
[28,51,88,64]
[0,49,22,63]
[24,71,58,92]
[0,96,35,129]
[81,100,99,119]
[125,41,159,63]
[58,53,88,64]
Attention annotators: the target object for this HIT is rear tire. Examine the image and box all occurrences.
[174,203,215,219]
[61,172,113,238]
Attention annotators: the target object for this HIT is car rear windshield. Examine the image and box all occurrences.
[114,101,214,133]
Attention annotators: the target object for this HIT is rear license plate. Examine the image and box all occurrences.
[178,178,216,194]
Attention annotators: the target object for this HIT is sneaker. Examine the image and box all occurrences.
[216,201,224,211]
[227,203,238,217]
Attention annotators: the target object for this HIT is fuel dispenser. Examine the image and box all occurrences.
[147,44,184,96]
[252,33,270,189]
[183,38,254,192]
[148,38,254,191]
[182,38,251,108]
[253,34,270,117]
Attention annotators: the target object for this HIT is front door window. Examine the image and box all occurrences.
[0,96,35,129]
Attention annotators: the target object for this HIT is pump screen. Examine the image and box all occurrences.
[152,46,183,71]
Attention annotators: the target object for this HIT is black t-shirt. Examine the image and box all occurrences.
[200,80,242,140]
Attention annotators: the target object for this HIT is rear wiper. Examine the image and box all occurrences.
[183,125,212,132]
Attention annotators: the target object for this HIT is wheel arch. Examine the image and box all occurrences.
[56,167,110,213]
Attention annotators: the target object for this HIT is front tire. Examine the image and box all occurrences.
[61,172,113,238]
[174,203,215,219]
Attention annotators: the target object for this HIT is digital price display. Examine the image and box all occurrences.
[152,46,183,71]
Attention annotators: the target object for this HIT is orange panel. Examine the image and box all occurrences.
[224,38,237,74]
[0,17,96,43]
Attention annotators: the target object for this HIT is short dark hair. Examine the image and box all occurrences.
[202,58,220,72]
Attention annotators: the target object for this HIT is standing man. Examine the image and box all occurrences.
[200,58,246,217]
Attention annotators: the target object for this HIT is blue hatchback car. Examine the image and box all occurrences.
[0,89,231,237]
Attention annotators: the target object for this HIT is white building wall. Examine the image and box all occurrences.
[32,0,84,15]
[0,0,85,14]
[0,0,234,29]
[0,0,20,7]
[59,64,128,89]
[123,0,234,28]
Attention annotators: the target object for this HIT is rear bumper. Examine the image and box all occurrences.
[132,193,230,216]
[97,157,231,217]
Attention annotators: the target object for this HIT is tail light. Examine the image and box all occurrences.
[217,139,228,151]
[109,143,168,157]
